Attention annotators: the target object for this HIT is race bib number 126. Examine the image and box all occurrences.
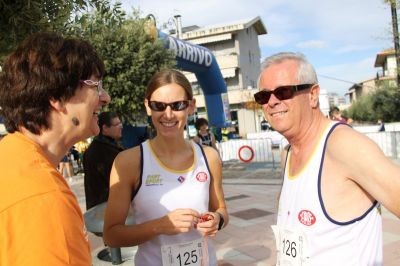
[271,225,310,266]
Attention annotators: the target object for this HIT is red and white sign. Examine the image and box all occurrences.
[238,145,254,163]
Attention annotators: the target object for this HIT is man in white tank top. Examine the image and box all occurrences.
[254,52,400,265]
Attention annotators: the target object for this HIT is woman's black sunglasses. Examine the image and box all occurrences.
[148,100,190,112]
[254,84,314,105]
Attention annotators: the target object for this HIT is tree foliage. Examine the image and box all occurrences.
[346,95,374,122]
[66,3,176,124]
[346,84,400,122]
[371,86,400,121]
[383,0,400,6]
[0,0,108,63]
[1,0,176,124]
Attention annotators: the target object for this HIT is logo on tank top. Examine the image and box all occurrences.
[177,175,185,183]
[196,172,208,182]
[145,174,163,186]
[298,210,316,226]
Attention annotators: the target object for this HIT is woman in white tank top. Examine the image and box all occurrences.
[103,69,229,266]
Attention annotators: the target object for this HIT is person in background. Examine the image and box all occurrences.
[103,69,228,266]
[83,111,123,262]
[378,119,386,132]
[0,124,6,141]
[254,52,400,265]
[76,139,89,172]
[221,127,230,141]
[69,145,81,173]
[329,106,353,124]
[260,119,270,131]
[193,117,218,150]
[0,32,110,265]
[83,111,123,210]
[214,127,222,142]
[59,149,74,179]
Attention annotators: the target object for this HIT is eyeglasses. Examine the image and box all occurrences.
[148,100,190,112]
[253,84,314,105]
[110,122,122,127]
[81,79,104,95]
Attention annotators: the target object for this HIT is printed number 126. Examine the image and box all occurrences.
[282,239,297,258]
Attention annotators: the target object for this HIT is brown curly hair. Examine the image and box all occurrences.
[0,32,105,134]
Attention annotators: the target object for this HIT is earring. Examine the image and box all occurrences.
[72,117,80,126]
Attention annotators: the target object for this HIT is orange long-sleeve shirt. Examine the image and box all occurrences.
[0,132,91,265]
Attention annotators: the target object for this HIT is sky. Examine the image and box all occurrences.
[119,0,394,97]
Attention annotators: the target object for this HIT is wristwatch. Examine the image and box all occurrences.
[215,211,225,230]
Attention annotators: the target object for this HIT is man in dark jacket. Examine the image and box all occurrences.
[83,111,123,210]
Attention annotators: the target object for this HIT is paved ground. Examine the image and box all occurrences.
[68,154,400,266]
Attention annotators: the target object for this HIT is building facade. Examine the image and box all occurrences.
[176,17,267,138]
[347,48,397,103]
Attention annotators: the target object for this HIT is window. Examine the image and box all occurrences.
[192,83,202,95]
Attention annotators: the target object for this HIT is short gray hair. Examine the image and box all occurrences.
[258,52,318,88]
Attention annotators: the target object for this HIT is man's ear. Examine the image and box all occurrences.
[309,84,320,108]
[101,124,110,135]
[49,98,66,113]
[144,99,152,116]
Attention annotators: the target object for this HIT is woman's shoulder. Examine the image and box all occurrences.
[199,144,220,160]
[111,145,143,185]
[115,145,142,166]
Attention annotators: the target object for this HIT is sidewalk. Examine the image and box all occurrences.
[68,157,400,266]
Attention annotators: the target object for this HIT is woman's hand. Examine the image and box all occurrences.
[195,212,219,237]
[158,208,200,235]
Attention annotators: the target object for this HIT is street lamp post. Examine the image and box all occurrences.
[174,14,182,39]
[390,0,400,87]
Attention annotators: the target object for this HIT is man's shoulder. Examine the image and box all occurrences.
[328,123,360,140]
[87,136,118,150]
[326,123,374,159]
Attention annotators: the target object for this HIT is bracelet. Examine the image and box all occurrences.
[215,211,225,230]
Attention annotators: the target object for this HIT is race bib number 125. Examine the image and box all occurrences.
[161,238,205,266]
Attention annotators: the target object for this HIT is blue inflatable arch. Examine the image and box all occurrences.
[158,32,230,128]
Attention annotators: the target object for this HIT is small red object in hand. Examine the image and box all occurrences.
[199,213,214,222]
[195,213,214,228]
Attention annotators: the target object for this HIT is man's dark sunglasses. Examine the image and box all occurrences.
[254,84,315,105]
[148,100,190,112]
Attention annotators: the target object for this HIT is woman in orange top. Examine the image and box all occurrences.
[0,32,110,265]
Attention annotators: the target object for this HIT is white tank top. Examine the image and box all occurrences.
[132,140,217,266]
[275,122,382,266]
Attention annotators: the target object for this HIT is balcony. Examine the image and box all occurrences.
[216,54,239,69]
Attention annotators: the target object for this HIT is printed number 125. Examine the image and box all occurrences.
[177,250,198,265]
